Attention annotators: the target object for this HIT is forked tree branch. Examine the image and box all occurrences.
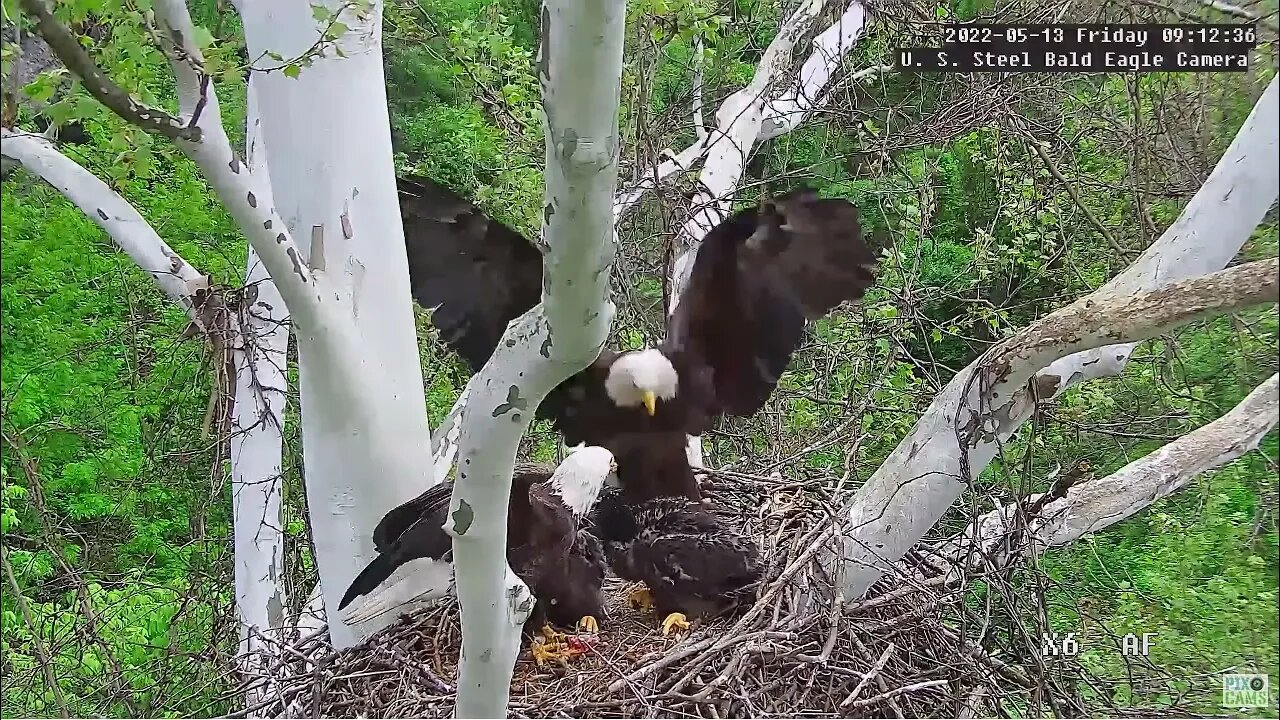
[613,0,870,223]
[19,0,329,330]
[832,76,1279,602]
[759,1,878,141]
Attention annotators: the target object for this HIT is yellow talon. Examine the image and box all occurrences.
[577,615,600,634]
[661,612,690,637]
[530,638,563,666]
[540,624,567,644]
[627,584,655,613]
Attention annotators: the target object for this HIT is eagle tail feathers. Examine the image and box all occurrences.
[338,556,455,626]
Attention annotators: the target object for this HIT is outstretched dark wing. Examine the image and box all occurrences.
[665,188,879,420]
[399,175,544,371]
[398,176,624,447]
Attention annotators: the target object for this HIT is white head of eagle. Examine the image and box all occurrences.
[551,444,617,517]
[604,348,679,416]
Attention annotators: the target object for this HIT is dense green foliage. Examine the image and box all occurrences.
[2,0,1277,716]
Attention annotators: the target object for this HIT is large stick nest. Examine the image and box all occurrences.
[233,474,1059,718]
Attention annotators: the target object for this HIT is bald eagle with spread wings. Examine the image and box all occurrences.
[338,446,616,665]
[399,175,879,634]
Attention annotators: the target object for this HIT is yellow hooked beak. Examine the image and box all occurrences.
[642,390,657,416]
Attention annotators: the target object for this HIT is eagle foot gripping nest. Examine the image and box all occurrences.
[625,583,690,638]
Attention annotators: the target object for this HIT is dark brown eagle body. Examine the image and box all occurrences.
[589,487,763,620]
[338,463,606,632]
[398,175,878,620]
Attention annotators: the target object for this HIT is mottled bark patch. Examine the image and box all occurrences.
[287,247,306,279]
[509,584,535,618]
[276,232,286,244]
[228,156,241,174]
[247,191,257,208]
[340,211,353,239]
[559,128,580,161]
[96,208,108,220]
[492,386,528,416]
[452,499,474,535]
[267,592,285,628]
[263,219,272,230]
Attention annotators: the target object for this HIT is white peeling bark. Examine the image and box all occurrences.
[834,76,1280,601]
[430,376,473,481]
[692,37,707,142]
[0,130,209,322]
[759,2,871,141]
[940,373,1279,573]
[232,0,437,647]
[19,0,439,652]
[446,1,624,715]
[230,75,290,716]
[294,582,327,637]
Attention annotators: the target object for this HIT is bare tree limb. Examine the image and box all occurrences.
[692,36,707,142]
[985,256,1277,395]
[612,0,871,222]
[833,76,1280,601]
[759,1,874,141]
[1,545,69,718]
[0,129,209,322]
[22,0,327,329]
[940,372,1279,573]
[229,73,291,717]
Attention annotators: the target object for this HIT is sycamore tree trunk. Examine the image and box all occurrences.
[229,73,290,710]
[829,77,1280,601]
[232,0,438,647]
[13,0,442,650]
[443,1,625,716]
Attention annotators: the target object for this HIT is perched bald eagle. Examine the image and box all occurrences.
[400,175,877,632]
[338,447,616,664]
